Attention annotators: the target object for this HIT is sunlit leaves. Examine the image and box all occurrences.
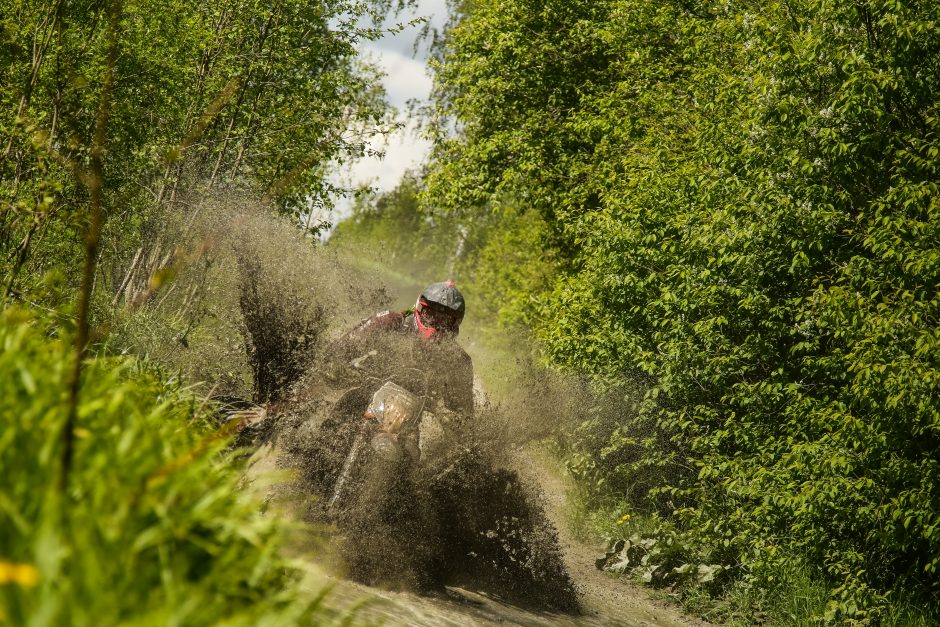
[425,0,940,617]
[0,0,408,296]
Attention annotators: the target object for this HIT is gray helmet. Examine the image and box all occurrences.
[414,281,465,338]
[419,281,465,316]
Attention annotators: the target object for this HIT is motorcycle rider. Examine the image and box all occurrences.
[313,283,474,590]
[347,281,474,415]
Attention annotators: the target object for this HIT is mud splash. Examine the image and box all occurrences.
[267,332,581,614]
[276,446,702,627]
[114,200,699,625]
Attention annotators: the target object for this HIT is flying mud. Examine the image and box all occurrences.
[120,201,697,624]
[260,332,581,614]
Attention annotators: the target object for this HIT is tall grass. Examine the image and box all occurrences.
[0,305,332,626]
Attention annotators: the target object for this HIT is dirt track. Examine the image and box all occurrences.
[299,445,703,627]
[287,264,706,625]
[512,449,706,626]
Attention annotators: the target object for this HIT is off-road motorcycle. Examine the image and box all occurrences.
[273,341,580,612]
[327,371,446,509]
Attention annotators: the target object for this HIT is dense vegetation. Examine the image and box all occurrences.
[5,0,939,622]
[0,307,333,625]
[1,0,405,303]
[1,0,410,622]
[337,0,940,622]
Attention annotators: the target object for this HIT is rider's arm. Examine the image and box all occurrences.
[346,310,406,342]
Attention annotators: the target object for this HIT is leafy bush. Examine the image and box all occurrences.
[0,306,327,626]
[330,173,462,284]
[422,0,940,620]
[1,0,402,305]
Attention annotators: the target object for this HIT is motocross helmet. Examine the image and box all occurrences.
[414,281,465,340]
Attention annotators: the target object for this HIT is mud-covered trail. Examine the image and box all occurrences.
[301,446,701,626]
[262,260,705,626]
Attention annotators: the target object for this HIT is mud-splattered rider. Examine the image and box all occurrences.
[347,281,474,416]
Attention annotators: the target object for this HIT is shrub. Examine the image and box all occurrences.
[0,306,325,626]
[423,0,940,619]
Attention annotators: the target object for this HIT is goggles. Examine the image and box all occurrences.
[415,300,463,337]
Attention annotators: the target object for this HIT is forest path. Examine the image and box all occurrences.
[511,448,706,626]
[302,443,702,626]
[290,256,704,625]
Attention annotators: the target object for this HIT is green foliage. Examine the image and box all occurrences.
[459,202,558,325]
[425,0,940,620]
[0,3,419,622]
[0,0,406,300]
[0,305,327,625]
[332,176,558,328]
[330,172,459,282]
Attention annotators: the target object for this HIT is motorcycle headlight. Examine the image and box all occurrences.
[366,382,424,434]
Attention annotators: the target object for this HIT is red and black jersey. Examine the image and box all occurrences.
[345,309,474,414]
[347,309,412,339]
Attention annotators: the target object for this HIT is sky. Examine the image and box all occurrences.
[328,0,450,223]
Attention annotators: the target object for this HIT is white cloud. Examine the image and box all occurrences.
[328,0,448,222]
[344,121,430,189]
[365,49,432,110]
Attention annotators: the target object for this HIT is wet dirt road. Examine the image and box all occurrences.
[308,448,702,627]
[285,262,704,625]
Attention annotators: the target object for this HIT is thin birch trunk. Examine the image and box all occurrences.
[62,0,122,491]
[112,246,143,306]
